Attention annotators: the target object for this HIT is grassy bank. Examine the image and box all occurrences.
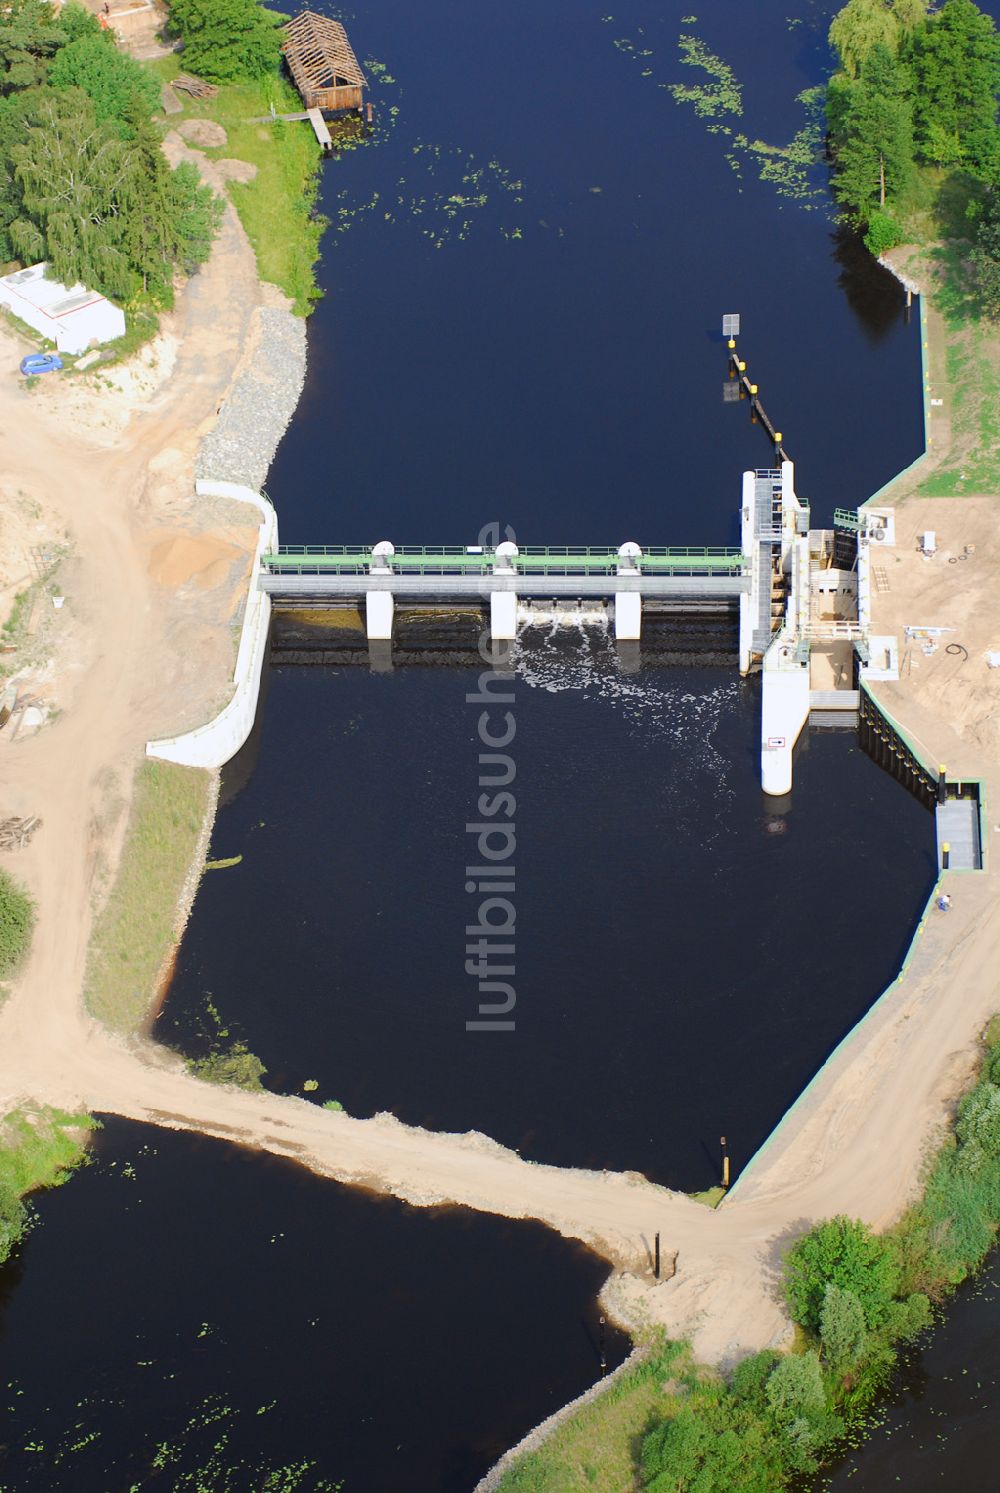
[495,1018,1000,1492]
[494,1340,674,1492]
[907,241,1000,496]
[147,58,325,314]
[0,1107,95,1266]
[84,760,214,1034]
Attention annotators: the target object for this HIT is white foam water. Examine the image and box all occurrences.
[511,622,741,799]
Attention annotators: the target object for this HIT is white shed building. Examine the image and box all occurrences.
[0,263,126,355]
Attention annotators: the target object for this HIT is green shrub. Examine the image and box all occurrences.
[0,868,34,978]
[784,1216,900,1334]
[920,1159,997,1281]
[187,1040,266,1091]
[641,1396,785,1492]
[864,208,905,256]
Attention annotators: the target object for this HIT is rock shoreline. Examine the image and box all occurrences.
[195,304,307,492]
[472,1346,646,1492]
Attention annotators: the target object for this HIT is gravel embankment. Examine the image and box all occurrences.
[195,305,307,492]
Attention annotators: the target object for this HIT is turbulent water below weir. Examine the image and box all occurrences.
[6,0,1000,1487]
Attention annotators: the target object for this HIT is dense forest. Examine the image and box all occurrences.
[826,0,1000,309]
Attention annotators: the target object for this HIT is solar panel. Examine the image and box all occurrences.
[722,314,740,338]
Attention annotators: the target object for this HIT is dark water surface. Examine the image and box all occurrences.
[5,0,993,1487]
[0,1119,626,1491]
[158,647,934,1189]
[270,0,924,542]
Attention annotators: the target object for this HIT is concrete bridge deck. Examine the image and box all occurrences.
[259,572,748,598]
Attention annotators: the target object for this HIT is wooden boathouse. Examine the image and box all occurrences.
[283,11,367,114]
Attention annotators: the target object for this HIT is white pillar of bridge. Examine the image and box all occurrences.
[614,542,643,640]
[490,541,519,641]
[366,540,395,640]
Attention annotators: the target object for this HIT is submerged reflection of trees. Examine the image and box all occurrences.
[832,224,906,342]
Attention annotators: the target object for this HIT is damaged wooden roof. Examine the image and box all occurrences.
[283,11,367,93]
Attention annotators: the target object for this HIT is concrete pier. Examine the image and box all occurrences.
[614,594,641,640]
[490,592,518,640]
[761,651,810,796]
[365,591,394,640]
[365,540,396,639]
[615,542,643,639]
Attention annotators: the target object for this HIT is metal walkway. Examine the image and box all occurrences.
[936,798,983,871]
[260,545,749,600]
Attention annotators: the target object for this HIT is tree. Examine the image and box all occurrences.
[60,1,102,43]
[764,1351,843,1474]
[170,160,224,274]
[819,1282,868,1373]
[830,0,902,80]
[765,1351,827,1426]
[784,1216,900,1334]
[118,106,222,303]
[49,32,160,135]
[116,107,221,304]
[730,1349,782,1411]
[6,87,222,305]
[0,0,67,96]
[168,0,282,83]
[833,42,915,220]
[908,0,1000,173]
[891,0,931,33]
[9,88,140,299]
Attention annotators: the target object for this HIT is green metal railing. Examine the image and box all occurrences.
[833,508,860,531]
[263,545,746,576]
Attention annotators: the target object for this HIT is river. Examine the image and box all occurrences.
[1,2,996,1489]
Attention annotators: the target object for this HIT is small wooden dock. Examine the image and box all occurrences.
[306,107,332,151]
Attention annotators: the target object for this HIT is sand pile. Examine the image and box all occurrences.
[146,532,249,590]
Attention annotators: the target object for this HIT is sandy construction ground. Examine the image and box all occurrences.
[0,213,998,1377]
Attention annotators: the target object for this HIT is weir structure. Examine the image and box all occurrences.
[257,454,814,792]
[162,322,981,830]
